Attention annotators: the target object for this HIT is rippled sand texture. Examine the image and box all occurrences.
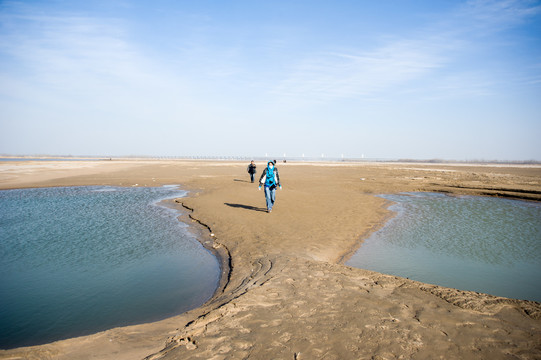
[0,160,540,359]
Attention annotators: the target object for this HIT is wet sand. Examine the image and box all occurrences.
[0,160,540,359]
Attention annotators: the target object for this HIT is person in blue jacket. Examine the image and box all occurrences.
[258,161,281,213]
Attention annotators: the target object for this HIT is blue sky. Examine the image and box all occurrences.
[1,0,540,160]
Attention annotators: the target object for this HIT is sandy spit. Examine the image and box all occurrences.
[0,160,540,360]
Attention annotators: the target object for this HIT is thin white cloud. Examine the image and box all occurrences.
[270,0,541,103]
[272,39,446,102]
[0,3,196,120]
[0,11,145,87]
[459,0,541,32]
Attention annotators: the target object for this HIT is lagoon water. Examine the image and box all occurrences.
[0,186,220,349]
[346,193,541,302]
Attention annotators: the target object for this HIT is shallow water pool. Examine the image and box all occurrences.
[346,193,541,302]
[0,186,220,349]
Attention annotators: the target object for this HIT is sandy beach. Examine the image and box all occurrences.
[0,159,540,359]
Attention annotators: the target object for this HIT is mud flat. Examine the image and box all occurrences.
[1,159,540,359]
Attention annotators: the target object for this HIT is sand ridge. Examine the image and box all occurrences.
[0,160,540,359]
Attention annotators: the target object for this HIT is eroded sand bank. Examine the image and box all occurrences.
[1,160,540,359]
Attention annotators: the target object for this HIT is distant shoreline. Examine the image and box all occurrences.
[1,155,540,165]
[0,157,112,162]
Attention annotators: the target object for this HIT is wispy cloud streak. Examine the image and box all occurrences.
[272,40,446,101]
[1,10,144,87]
[459,0,541,31]
[0,2,196,127]
[271,0,541,103]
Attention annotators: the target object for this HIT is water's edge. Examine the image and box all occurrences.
[338,196,398,265]
[346,192,541,302]
[161,197,231,303]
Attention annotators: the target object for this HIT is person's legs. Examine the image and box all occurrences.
[270,187,276,209]
[250,173,254,183]
[264,186,272,211]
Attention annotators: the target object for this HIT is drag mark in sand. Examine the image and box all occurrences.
[175,199,232,298]
[145,256,281,359]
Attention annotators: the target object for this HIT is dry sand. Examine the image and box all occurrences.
[0,159,540,360]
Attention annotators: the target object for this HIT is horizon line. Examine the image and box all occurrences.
[1,154,540,165]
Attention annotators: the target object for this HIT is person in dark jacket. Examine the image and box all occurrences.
[247,160,257,183]
[258,161,281,213]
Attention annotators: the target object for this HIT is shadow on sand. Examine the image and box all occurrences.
[224,203,267,212]
[233,179,252,183]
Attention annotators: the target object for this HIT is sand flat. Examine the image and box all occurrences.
[1,160,540,359]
